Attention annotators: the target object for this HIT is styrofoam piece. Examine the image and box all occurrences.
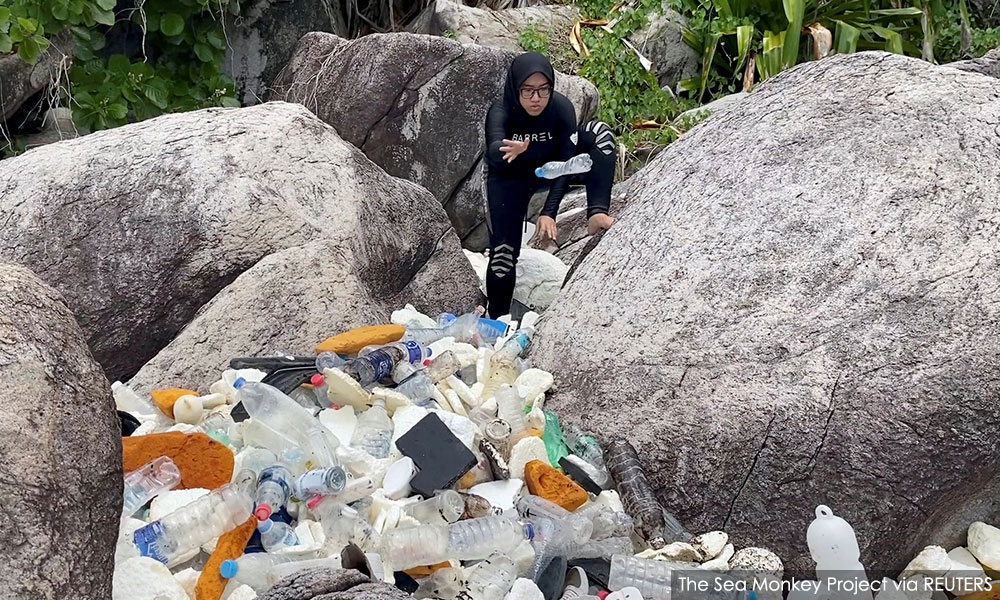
[113,557,189,600]
[319,405,357,447]
[149,488,209,521]
[469,479,525,511]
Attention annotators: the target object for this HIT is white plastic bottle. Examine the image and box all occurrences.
[258,519,300,552]
[495,384,528,438]
[807,505,873,600]
[350,398,393,459]
[219,554,297,591]
[234,378,316,434]
[382,516,533,570]
[465,552,518,600]
[132,484,253,564]
[122,456,181,517]
[535,153,594,179]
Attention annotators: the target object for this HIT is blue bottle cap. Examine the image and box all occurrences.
[220,559,238,578]
[534,167,543,177]
[256,519,272,533]
[233,377,246,390]
[523,522,535,540]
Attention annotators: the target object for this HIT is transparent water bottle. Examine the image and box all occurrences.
[610,554,755,600]
[258,518,299,552]
[316,351,346,372]
[254,464,293,521]
[306,424,340,469]
[416,567,464,600]
[535,153,593,179]
[395,373,436,404]
[404,490,466,526]
[382,516,533,570]
[132,484,253,564]
[350,398,393,459]
[380,523,448,570]
[344,350,396,385]
[122,456,181,517]
[477,318,510,346]
[481,329,533,400]
[606,439,689,547]
[220,553,296,591]
[294,467,347,499]
[425,351,462,383]
[465,552,518,600]
[234,379,316,435]
[495,384,528,438]
[404,312,481,346]
[516,495,593,543]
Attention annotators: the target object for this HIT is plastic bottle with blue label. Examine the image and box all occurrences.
[258,518,300,552]
[535,153,593,179]
[254,464,293,521]
[132,484,253,565]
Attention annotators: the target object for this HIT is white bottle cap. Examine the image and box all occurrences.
[382,457,416,500]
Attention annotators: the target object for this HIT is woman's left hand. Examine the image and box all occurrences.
[536,215,557,241]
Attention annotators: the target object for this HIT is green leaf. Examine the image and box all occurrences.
[0,33,10,54]
[698,32,721,102]
[160,13,184,36]
[0,7,10,22]
[782,0,804,69]
[143,80,169,109]
[193,42,213,62]
[17,17,37,34]
[69,0,85,15]
[870,25,903,54]
[89,5,115,26]
[17,36,41,63]
[107,102,128,120]
[736,24,754,72]
[205,29,225,50]
[54,2,72,21]
[220,96,241,108]
[8,26,21,43]
[108,54,129,74]
[834,20,860,53]
[70,25,91,41]
[96,0,117,10]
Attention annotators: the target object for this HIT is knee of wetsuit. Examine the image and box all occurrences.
[582,120,615,157]
[488,243,517,278]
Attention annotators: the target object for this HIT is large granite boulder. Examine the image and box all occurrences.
[949,47,1000,79]
[533,52,1000,574]
[0,30,73,123]
[0,263,121,598]
[407,0,579,53]
[627,1,700,92]
[129,236,480,393]
[224,0,346,105]
[271,31,599,251]
[0,101,471,380]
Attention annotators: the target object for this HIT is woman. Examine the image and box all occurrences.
[482,51,616,319]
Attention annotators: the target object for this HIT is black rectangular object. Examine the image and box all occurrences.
[395,413,477,498]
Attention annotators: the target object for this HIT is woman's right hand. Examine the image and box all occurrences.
[500,138,529,162]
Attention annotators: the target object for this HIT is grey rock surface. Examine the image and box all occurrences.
[224,0,345,105]
[259,568,370,600]
[0,263,121,599]
[407,0,579,53]
[627,1,700,91]
[271,31,599,250]
[0,101,473,380]
[0,30,73,123]
[533,52,1000,575]
[948,47,1000,79]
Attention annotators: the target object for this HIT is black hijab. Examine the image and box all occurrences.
[503,52,555,116]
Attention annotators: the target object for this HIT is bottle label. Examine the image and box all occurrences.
[295,468,346,497]
[399,341,423,364]
[258,466,291,497]
[366,351,394,381]
[132,521,169,564]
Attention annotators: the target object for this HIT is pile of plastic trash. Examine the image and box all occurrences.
[110,304,770,600]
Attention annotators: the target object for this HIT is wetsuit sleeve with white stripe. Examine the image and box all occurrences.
[540,95,578,219]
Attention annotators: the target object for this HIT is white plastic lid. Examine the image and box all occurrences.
[382,457,416,500]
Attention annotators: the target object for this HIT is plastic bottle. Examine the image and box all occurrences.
[122,456,182,517]
[575,503,634,540]
[535,153,593,179]
[313,499,382,552]
[807,505,873,600]
[219,554,297,591]
[132,484,253,564]
[416,567,464,600]
[424,350,462,383]
[344,350,396,385]
[199,412,235,440]
[234,379,316,437]
[382,516,533,570]
[516,495,593,544]
[606,439,689,547]
[527,515,593,581]
[111,381,159,415]
[484,418,513,460]
[477,318,510,346]
[294,467,347,499]
[609,554,755,600]
[254,464,293,520]
[350,398,393,459]
[306,424,341,469]
[569,536,633,560]
[316,351,347,372]
[495,384,528,438]
[258,518,299,552]
[395,373,436,404]
[481,329,533,400]
[404,312,481,346]
[464,553,518,600]
[239,447,278,475]
[404,490,466,526]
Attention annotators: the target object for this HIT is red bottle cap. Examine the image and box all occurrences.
[310,373,325,386]
[254,504,273,521]
[598,591,609,600]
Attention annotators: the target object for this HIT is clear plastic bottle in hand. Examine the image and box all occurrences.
[535,153,593,179]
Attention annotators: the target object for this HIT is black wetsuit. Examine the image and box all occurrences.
[482,52,616,318]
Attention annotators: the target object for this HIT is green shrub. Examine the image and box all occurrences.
[519,23,549,53]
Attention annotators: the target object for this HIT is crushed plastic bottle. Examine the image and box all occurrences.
[606,439,689,548]
[464,552,518,600]
[382,516,534,570]
[535,153,593,179]
[132,484,253,564]
[404,489,466,526]
[609,554,756,600]
[350,398,393,459]
[480,328,533,400]
[122,456,181,517]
